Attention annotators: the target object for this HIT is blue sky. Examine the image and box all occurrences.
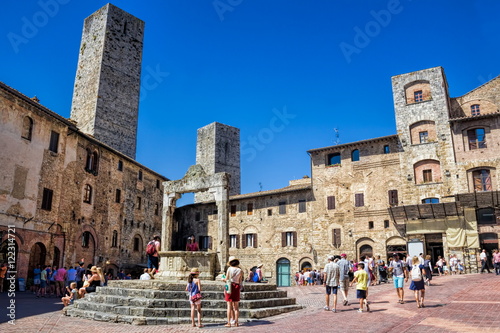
[2,0,500,205]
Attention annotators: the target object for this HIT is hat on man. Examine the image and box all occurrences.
[190,267,200,274]
[227,256,240,266]
[340,253,347,258]
[257,263,263,268]
[90,266,98,273]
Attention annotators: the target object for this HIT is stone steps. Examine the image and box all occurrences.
[64,280,302,325]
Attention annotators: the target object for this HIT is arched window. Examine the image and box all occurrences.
[409,120,436,144]
[111,230,118,247]
[22,116,33,140]
[327,153,341,166]
[85,149,99,175]
[405,80,431,104]
[351,149,360,162]
[414,160,441,184]
[83,184,92,204]
[471,104,480,116]
[473,169,492,191]
[133,235,142,252]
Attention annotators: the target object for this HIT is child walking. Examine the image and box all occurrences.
[186,268,203,328]
[350,262,370,313]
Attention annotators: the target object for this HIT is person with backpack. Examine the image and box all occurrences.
[146,235,161,274]
[409,256,426,308]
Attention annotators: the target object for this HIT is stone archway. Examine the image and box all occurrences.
[158,165,230,280]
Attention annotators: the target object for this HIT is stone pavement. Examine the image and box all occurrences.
[1,273,499,332]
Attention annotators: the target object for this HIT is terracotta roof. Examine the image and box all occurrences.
[307,134,398,153]
[449,111,500,122]
[230,182,312,200]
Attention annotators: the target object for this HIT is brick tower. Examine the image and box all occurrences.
[195,122,241,203]
[70,4,144,159]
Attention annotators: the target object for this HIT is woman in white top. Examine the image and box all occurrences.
[223,256,243,327]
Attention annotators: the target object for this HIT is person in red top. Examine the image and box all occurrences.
[147,235,161,274]
[186,235,199,251]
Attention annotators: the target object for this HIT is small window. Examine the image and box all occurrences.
[279,201,286,214]
[243,233,257,248]
[422,198,439,204]
[230,235,239,248]
[388,190,398,206]
[384,145,390,154]
[230,205,237,217]
[154,203,159,216]
[82,231,91,248]
[133,237,140,251]
[138,170,143,181]
[468,128,486,150]
[414,90,423,102]
[384,220,390,228]
[298,199,306,213]
[471,104,480,116]
[282,231,297,247]
[41,188,53,211]
[423,169,433,183]
[111,230,118,247]
[136,196,142,210]
[476,207,496,225]
[117,160,123,171]
[351,149,360,162]
[156,179,160,189]
[247,203,253,215]
[83,184,92,204]
[49,131,59,153]
[332,228,341,247]
[368,221,374,229]
[267,209,272,216]
[419,131,429,143]
[85,150,99,174]
[327,196,336,210]
[200,236,212,250]
[327,153,341,166]
[195,212,201,221]
[355,193,364,207]
[473,169,492,191]
[115,189,121,203]
[22,116,33,140]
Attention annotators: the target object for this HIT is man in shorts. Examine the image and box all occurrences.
[338,253,351,306]
[323,256,340,312]
[388,254,408,304]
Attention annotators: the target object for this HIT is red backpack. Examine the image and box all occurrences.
[146,241,156,255]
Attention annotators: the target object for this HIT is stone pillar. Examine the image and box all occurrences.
[161,192,181,251]
[210,185,229,273]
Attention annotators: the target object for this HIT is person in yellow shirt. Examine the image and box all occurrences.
[350,262,370,313]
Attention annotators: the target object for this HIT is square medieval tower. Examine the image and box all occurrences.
[70,4,144,159]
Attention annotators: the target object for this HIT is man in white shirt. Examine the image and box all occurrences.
[140,268,151,280]
[323,256,340,312]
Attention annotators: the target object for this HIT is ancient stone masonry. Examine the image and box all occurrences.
[70,4,144,159]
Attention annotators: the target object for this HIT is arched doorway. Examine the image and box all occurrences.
[28,242,47,279]
[276,258,290,287]
[300,261,312,271]
[53,246,61,268]
[359,245,373,258]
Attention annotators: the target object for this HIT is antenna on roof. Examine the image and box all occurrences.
[333,128,340,145]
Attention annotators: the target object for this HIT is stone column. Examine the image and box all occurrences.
[161,192,181,251]
[210,185,229,274]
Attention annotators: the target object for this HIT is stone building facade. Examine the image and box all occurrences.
[176,67,500,285]
[0,4,163,283]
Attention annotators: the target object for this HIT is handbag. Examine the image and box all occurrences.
[190,293,202,302]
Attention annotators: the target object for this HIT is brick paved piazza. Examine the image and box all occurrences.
[1,273,499,333]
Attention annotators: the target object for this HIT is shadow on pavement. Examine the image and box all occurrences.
[0,291,62,324]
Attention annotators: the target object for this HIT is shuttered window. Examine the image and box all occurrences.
[298,200,306,213]
[355,193,364,207]
[388,190,398,206]
[332,229,341,247]
[282,231,297,247]
[327,196,335,210]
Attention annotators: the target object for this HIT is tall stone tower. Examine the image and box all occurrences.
[195,122,241,203]
[70,4,144,159]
